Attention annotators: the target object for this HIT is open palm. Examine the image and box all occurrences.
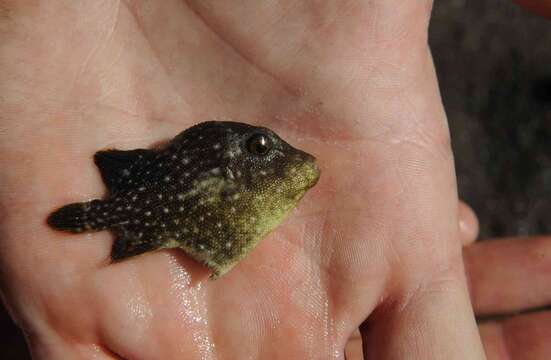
[0,1,484,359]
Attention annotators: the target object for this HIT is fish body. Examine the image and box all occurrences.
[48,121,320,279]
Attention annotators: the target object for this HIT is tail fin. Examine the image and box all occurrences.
[47,200,107,233]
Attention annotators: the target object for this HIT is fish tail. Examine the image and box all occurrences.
[47,199,108,233]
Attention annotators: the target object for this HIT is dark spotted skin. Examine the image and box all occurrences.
[48,121,320,279]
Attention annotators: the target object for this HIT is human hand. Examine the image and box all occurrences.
[0,1,484,359]
[464,234,551,359]
[345,201,481,359]
[346,202,551,360]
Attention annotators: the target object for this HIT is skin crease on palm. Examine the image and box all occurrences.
[8,0,551,359]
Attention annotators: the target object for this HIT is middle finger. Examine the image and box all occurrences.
[464,236,551,316]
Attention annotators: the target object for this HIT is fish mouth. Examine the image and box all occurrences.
[305,160,320,188]
[291,155,321,192]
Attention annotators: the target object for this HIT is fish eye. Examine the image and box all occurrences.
[246,133,272,156]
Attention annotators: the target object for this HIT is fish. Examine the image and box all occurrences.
[47,121,320,279]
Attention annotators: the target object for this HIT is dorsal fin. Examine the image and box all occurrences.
[94,149,154,193]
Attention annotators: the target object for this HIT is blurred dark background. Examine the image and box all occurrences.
[432,0,551,238]
[1,1,550,358]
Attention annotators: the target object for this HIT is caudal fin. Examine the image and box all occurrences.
[47,200,107,233]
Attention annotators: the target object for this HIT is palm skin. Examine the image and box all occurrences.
[0,1,484,359]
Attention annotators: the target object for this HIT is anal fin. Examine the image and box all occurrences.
[110,230,180,262]
[111,230,160,261]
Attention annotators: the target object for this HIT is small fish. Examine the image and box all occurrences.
[47,121,320,279]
